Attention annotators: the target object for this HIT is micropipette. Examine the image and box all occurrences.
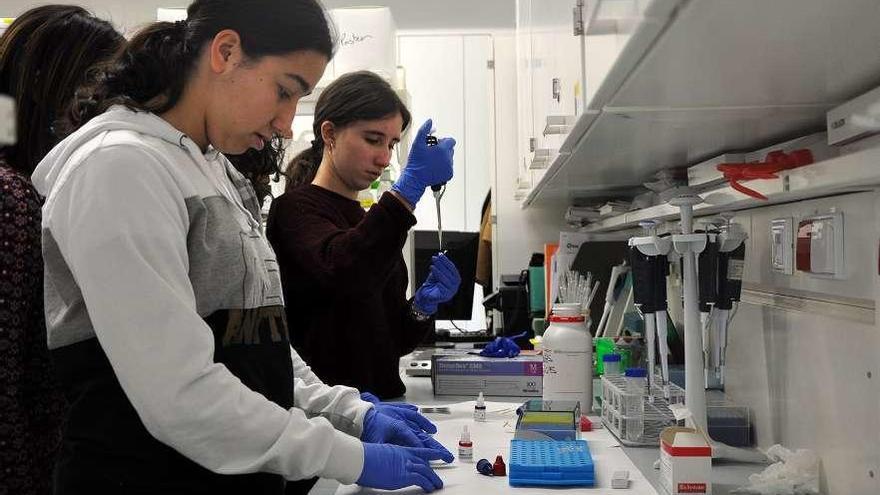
[426,134,445,251]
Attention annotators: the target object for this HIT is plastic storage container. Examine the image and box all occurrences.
[707,405,751,447]
[514,399,580,441]
[542,304,592,414]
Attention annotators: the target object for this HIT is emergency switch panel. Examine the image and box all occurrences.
[796,213,844,278]
[770,218,793,275]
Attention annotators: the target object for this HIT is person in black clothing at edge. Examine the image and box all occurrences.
[267,71,462,401]
[29,1,453,494]
[0,6,123,495]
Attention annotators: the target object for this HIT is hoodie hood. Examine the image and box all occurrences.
[29,105,263,230]
[32,105,202,198]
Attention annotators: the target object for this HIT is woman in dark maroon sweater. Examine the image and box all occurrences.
[266,71,460,399]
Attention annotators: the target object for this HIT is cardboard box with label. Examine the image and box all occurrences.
[431,351,543,396]
[659,427,713,495]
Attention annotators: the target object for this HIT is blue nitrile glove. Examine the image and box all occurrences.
[360,393,453,459]
[479,331,528,358]
[360,393,438,434]
[391,119,455,207]
[357,443,447,492]
[414,253,461,315]
[361,409,455,462]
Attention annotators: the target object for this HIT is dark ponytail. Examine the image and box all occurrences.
[285,141,325,190]
[284,70,411,190]
[63,0,334,133]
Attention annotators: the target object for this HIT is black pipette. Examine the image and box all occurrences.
[426,134,446,251]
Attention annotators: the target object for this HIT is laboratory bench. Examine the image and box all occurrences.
[308,351,765,495]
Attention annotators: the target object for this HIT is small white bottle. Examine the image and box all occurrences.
[542,303,593,416]
[474,392,486,422]
[458,425,473,460]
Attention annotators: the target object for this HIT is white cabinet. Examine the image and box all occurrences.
[514,0,589,195]
[522,0,880,208]
[398,34,493,232]
[515,0,535,194]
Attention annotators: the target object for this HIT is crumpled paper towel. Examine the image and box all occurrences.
[732,444,820,495]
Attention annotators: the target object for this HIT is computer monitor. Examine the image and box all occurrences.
[411,230,478,321]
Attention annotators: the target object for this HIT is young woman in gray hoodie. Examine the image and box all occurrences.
[31,1,451,494]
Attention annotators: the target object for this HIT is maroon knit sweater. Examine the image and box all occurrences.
[266,185,432,399]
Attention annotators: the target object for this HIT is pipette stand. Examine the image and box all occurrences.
[664,192,766,464]
[668,191,709,435]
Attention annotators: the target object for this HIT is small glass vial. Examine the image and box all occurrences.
[458,425,473,460]
[474,392,486,422]
[603,353,622,376]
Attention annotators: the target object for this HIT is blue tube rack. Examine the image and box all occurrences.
[508,440,595,487]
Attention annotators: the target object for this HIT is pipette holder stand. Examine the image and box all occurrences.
[717,230,747,254]
[672,234,707,256]
[667,191,710,434]
[629,236,672,257]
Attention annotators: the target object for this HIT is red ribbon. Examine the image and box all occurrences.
[716,149,814,200]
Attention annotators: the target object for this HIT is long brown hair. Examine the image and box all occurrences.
[64,0,335,134]
[0,5,122,175]
[285,70,411,190]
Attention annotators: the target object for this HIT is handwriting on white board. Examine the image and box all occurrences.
[339,32,374,47]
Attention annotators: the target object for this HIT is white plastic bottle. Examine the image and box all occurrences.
[542,303,593,416]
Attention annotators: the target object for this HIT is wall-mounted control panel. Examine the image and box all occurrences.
[795,212,844,279]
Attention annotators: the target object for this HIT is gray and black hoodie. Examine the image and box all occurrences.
[31,106,370,494]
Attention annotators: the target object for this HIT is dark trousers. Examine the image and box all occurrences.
[284,477,319,495]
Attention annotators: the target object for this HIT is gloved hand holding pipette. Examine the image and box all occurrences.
[414,253,461,315]
[391,119,456,207]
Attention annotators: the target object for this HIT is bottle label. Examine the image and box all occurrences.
[543,349,589,394]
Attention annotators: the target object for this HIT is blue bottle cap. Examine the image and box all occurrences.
[476,458,494,476]
[602,353,621,362]
[625,367,647,377]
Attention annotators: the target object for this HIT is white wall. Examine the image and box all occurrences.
[491,33,568,283]
[723,191,880,494]
[398,34,492,233]
[2,0,515,35]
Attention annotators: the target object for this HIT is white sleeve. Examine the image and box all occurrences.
[290,346,323,385]
[47,145,364,483]
[290,347,373,438]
